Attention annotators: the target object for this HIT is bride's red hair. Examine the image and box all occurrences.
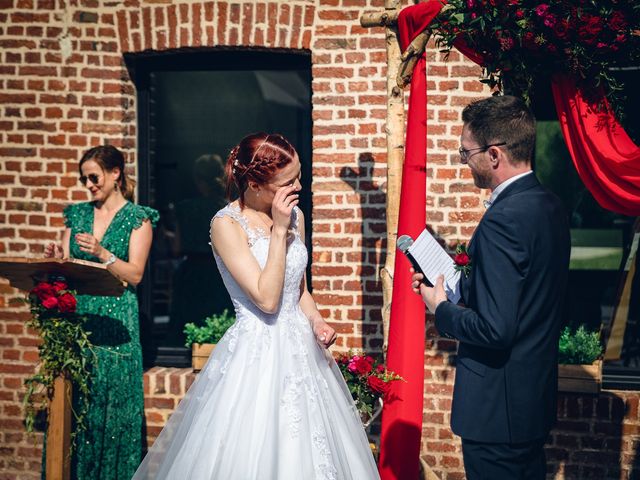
[225,133,297,206]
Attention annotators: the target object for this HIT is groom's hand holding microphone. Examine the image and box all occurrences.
[397,234,447,314]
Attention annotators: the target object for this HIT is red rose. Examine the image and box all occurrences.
[32,282,56,301]
[609,11,628,31]
[454,253,470,267]
[553,20,570,40]
[376,364,386,374]
[355,357,373,375]
[52,281,68,292]
[57,293,77,313]
[367,375,390,396]
[543,13,557,28]
[535,4,549,16]
[42,295,59,310]
[578,15,602,43]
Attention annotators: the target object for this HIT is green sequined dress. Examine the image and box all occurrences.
[61,201,159,480]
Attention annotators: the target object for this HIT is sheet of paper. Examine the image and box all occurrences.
[408,229,461,304]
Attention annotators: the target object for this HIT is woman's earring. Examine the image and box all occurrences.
[114,182,119,192]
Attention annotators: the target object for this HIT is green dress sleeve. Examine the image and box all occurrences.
[131,205,160,229]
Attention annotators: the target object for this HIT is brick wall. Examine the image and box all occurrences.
[1,0,639,479]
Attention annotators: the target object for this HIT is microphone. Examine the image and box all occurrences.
[397,235,432,287]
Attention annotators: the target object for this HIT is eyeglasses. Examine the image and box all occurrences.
[79,173,101,186]
[458,142,507,162]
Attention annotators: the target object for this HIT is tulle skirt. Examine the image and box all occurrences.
[132,306,380,479]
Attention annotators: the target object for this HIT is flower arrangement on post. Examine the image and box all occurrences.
[23,280,92,448]
[336,351,404,426]
[430,0,640,113]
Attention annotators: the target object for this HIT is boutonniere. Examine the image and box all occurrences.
[453,243,472,278]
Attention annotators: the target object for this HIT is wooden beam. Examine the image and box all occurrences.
[46,376,71,480]
[360,10,399,28]
[397,30,430,88]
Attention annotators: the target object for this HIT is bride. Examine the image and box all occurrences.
[133,133,380,479]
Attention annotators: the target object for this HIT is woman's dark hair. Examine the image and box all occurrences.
[225,133,297,205]
[79,145,136,201]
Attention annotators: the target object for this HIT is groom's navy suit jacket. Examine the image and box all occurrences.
[436,173,570,444]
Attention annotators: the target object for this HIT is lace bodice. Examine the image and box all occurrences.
[210,203,308,319]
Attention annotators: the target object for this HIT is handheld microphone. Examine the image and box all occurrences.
[397,235,433,287]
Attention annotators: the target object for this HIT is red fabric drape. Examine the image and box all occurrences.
[551,74,640,215]
[378,2,444,480]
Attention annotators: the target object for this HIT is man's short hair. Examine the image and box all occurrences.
[462,95,536,165]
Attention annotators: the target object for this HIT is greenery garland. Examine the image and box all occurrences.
[23,280,93,450]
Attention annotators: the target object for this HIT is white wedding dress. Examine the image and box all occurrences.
[132,204,380,479]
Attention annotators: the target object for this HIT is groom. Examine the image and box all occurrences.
[412,95,570,479]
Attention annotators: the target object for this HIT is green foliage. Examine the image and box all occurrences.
[558,325,603,364]
[23,284,93,451]
[184,309,235,347]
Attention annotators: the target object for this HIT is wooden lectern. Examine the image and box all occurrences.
[0,257,126,480]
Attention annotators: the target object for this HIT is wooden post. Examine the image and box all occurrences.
[361,3,405,352]
[46,376,72,480]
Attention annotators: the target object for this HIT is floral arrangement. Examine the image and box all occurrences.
[453,243,472,278]
[183,309,235,347]
[336,351,404,423]
[23,280,92,448]
[430,0,640,111]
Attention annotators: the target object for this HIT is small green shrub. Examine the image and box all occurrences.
[558,325,603,365]
[184,309,235,348]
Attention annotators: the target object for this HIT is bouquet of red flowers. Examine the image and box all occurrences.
[24,280,91,447]
[336,351,404,424]
[31,280,78,314]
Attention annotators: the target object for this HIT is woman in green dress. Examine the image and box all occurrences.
[45,145,158,479]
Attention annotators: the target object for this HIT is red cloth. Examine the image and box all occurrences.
[378,2,444,479]
[551,74,640,215]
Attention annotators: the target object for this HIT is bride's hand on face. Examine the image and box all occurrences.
[271,185,299,234]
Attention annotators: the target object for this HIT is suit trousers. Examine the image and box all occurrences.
[461,437,547,480]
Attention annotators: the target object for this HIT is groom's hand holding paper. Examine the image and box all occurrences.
[401,229,461,305]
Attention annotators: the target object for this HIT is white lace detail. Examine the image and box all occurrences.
[281,375,304,438]
[131,204,380,480]
[313,429,338,480]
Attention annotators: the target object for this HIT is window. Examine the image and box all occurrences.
[125,49,312,367]
[532,69,640,388]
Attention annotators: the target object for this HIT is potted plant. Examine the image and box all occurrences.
[184,309,235,372]
[558,325,604,394]
[336,351,404,428]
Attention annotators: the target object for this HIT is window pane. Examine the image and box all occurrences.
[535,113,639,386]
[131,54,312,367]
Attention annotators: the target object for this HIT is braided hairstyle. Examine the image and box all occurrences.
[225,133,297,206]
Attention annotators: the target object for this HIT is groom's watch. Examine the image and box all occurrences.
[104,253,117,267]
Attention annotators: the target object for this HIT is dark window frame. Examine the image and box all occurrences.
[528,76,640,390]
[124,47,313,367]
